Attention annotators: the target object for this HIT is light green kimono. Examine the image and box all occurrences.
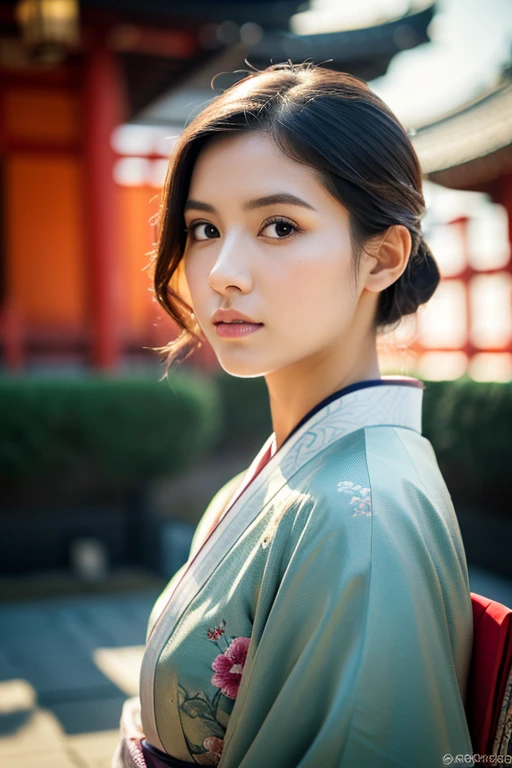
[139,377,474,767]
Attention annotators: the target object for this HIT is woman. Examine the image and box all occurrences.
[113,62,474,767]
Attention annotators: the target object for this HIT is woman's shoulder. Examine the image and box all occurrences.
[305,424,448,506]
[293,423,461,548]
[362,425,459,530]
[281,424,471,617]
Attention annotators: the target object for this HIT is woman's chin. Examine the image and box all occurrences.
[212,348,276,378]
[217,358,267,378]
[212,340,307,378]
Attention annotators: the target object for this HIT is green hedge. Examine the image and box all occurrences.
[422,377,511,509]
[0,372,220,506]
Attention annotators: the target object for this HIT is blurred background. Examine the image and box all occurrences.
[0,0,511,765]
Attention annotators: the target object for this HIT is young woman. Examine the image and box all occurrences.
[113,62,474,767]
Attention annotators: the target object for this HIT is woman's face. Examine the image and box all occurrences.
[182,131,374,378]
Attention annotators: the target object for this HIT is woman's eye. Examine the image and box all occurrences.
[186,218,298,241]
[260,218,298,239]
[187,222,219,241]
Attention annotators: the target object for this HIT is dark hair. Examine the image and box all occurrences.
[150,61,440,371]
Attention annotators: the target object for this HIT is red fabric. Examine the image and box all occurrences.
[466,592,512,754]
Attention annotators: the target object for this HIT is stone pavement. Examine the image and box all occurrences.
[0,588,160,768]
[0,566,511,768]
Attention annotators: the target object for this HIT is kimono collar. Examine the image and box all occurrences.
[264,375,424,468]
[214,375,424,524]
[275,375,424,455]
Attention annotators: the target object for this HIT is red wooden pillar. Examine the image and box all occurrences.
[83,40,125,369]
[0,81,24,371]
[503,173,512,275]
[447,215,476,361]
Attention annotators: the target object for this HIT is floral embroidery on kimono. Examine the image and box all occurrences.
[176,619,251,765]
[337,480,372,517]
[210,633,251,700]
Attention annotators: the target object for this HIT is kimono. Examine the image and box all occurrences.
[113,375,475,768]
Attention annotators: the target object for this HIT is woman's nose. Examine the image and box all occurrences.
[208,233,253,294]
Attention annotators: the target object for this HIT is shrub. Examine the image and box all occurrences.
[422,377,511,510]
[0,371,220,508]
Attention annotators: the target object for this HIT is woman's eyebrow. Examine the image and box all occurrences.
[184,193,317,214]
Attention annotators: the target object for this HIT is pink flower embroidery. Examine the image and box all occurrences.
[203,736,224,764]
[211,636,251,699]
[207,619,226,641]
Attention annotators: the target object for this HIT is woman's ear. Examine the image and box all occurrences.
[363,225,412,294]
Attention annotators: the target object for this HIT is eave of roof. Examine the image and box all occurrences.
[248,1,435,65]
[411,72,512,182]
[135,2,435,124]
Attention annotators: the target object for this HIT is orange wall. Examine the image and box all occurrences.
[3,85,87,330]
[2,84,210,355]
[5,152,87,328]
[117,183,160,337]
[2,83,162,341]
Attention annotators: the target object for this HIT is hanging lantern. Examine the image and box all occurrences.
[16,0,80,65]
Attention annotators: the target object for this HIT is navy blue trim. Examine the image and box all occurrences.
[280,378,424,450]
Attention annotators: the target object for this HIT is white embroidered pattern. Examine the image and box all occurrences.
[337,481,372,517]
[279,386,422,484]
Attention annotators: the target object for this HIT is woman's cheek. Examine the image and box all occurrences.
[184,257,206,310]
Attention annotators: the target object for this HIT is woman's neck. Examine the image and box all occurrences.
[265,338,381,453]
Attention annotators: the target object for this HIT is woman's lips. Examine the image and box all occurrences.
[215,321,264,338]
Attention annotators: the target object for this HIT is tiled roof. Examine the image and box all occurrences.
[411,74,512,176]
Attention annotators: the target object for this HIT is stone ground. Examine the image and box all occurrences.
[0,565,511,768]
[0,574,161,768]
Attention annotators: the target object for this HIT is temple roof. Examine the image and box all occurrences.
[230,2,435,78]
[136,2,435,123]
[411,65,512,189]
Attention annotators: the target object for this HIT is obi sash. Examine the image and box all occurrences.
[112,696,195,768]
[141,739,194,767]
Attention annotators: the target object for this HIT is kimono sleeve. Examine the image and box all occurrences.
[218,486,474,768]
